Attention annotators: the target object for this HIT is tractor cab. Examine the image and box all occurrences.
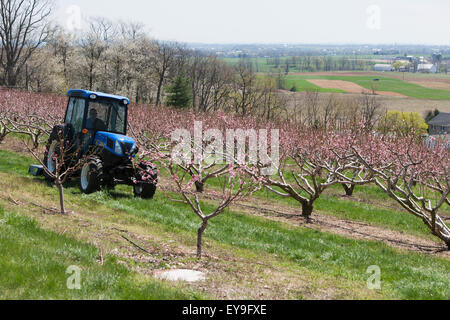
[39,89,157,199]
[65,90,132,155]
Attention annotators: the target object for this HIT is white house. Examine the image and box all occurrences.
[417,64,438,73]
[373,64,394,72]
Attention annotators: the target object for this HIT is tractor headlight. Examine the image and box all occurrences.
[114,140,123,155]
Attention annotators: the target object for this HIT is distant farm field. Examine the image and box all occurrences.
[285,78,345,93]
[285,75,450,100]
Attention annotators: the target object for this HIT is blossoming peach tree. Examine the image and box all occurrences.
[353,132,450,248]
[0,90,65,147]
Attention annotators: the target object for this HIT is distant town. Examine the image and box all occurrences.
[187,43,450,74]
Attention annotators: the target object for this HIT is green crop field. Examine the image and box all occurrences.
[284,78,345,93]
[285,74,450,100]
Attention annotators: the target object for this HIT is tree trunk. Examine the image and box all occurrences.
[56,181,65,214]
[0,127,7,142]
[302,202,313,221]
[342,184,355,196]
[156,76,164,106]
[6,66,17,87]
[195,181,205,193]
[197,220,208,259]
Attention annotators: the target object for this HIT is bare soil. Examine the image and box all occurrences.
[281,90,450,114]
[307,79,407,97]
[408,81,450,91]
[291,71,450,82]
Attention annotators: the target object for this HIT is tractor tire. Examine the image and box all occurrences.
[133,182,156,199]
[43,136,59,182]
[133,161,157,199]
[79,157,103,194]
[43,125,75,182]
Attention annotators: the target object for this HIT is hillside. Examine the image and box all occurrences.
[0,140,449,300]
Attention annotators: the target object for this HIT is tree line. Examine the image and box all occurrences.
[0,1,290,120]
[265,56,375,73]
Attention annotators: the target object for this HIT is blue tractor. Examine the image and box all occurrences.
[40,89,157,198]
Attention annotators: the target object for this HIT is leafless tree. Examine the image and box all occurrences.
[48,28,74,85]
[79,17,115,90]
[358,92,383,130]
[303,89,320,127]
[321,94,339,129]
[149,41,180,106]
[232,60,259,116]
[0,0,53,87]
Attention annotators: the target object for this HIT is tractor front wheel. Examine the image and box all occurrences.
[80,157,103,194]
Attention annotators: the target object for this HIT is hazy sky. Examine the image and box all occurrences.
[54,0,449,45]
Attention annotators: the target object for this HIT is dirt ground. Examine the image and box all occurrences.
[291,71,450,81]
[282,90,450,114]
[307,79,407,97]
[408,81,450,91]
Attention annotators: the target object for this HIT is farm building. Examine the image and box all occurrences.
[373,64,394,72]
[417,63,438,73]
[428,112,450,135]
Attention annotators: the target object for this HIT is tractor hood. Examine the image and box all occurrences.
[94,131,137,157]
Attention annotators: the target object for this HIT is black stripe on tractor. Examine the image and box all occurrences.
[107,137,114,149]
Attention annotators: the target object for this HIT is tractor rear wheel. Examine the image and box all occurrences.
[133,183,156,199]
[43,139,58,181]
[42,125,75,182]
[80,157,103,194]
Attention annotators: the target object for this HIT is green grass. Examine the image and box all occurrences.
[285,75,450,100]
[0,150,33,176]
[78,187,450,300]
[285,78,345,93]
[1,148,449,300]
[200,171,448,241]
[0,205,204,299]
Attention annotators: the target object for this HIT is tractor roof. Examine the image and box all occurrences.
[67,89,130,104]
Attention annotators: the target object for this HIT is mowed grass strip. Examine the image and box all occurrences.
[285,75,450,100]
[1,148,449,300]
[0,205,205,300]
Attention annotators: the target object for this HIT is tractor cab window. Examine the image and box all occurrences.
[87,100,126,134]
[65,97,85,134]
